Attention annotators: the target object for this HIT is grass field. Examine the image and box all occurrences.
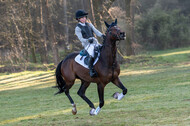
[0,47,190,126]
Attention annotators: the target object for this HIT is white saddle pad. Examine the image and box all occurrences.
[74,54,99,69]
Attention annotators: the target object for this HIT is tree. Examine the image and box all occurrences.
[45,0,59,65]
[136,8,190,50]
[39,0,48,63]
[91,0,115,32]
[125,0,134,56]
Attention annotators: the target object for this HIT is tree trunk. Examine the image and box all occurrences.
[29,35,37,63]
[63,0,69,48]
[40,0,48,63]
[10,6,27,63]
[130,0,135,44]
[90,0,96,26]
[28,1,37,63]
[125,0,134,56]
[23,27,29,62]
[91,0,103,31]
[45,0,59,65]
[91,0,115,37]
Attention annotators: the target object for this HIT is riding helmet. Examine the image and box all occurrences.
[75,9,88,20]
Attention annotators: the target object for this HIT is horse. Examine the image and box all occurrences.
[55,19,127,115]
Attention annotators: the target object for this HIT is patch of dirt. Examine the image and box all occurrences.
[183,99,190,101]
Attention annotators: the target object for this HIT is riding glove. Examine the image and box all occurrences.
[88,38,94,44]
[102,34,106,40]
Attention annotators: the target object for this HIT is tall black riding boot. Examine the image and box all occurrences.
[88,56,98,78]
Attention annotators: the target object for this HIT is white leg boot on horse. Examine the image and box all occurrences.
[89,106,101,116]
[94,106,101,115]
[113,92,125,100]
[112,78,127,101]
[89,108,96,115]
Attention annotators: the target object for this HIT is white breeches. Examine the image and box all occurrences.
[85,43,100,57]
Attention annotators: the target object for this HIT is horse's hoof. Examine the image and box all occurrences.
[72,104,77,115]
[89,108,95,116]
[112,92,120,99]
[72,109,77,115]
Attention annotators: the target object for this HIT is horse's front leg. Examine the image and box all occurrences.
[112,77,127,100]
[92,83,105,115]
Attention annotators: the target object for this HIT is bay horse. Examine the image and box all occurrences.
[55,19,127,115]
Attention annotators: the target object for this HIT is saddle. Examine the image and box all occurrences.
[75,46,102,69]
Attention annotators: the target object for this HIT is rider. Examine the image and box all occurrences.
[75,9,105,78]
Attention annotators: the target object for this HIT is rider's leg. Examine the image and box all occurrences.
[86,44,97,77]
[88,56,97,77]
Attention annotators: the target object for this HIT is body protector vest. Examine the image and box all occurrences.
[77,23,94,39]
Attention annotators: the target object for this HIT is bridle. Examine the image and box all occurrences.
[108,26,121,42]
[103,25,121,46]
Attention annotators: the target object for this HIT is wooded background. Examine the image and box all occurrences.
[0,0,190,71]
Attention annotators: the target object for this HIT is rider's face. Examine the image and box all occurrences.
[79,16,86,23]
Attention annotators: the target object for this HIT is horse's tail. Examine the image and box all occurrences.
[54,60,66,95]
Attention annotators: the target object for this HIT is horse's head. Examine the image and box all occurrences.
[104,19,126,41]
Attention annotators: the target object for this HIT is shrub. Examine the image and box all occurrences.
[136,8,190,50]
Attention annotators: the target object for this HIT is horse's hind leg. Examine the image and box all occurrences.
[77,81,96,115]
[112,77,127,100]
[65,84,77,115]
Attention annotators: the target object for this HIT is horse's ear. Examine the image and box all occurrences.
[115,19,117,25]
[104,21,110,28]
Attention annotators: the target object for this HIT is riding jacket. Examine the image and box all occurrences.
[75,22,103,48]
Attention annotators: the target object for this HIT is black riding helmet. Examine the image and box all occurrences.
[75,9,88,20]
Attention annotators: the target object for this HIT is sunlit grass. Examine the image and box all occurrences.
[175,62,190,68]
[153,50,190,57]
[0,71,53,80]
[0,72,81,91]
[0,71,55,91]
[0,79,55,91]
[0,73,53,84]
[0,108,72,125]
[120,69,160,76]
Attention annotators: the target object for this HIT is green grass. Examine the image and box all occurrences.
[0,47,190,126]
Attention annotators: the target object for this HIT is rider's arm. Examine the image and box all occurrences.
[88,23,103,37]
[75,26,89,47]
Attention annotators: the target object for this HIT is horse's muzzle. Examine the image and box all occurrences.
[120,32,126,40]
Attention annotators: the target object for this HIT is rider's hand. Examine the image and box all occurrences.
[88,38,93,44]
[102,34,106,40]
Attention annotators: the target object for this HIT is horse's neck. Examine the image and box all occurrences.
[100,37,117,68]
